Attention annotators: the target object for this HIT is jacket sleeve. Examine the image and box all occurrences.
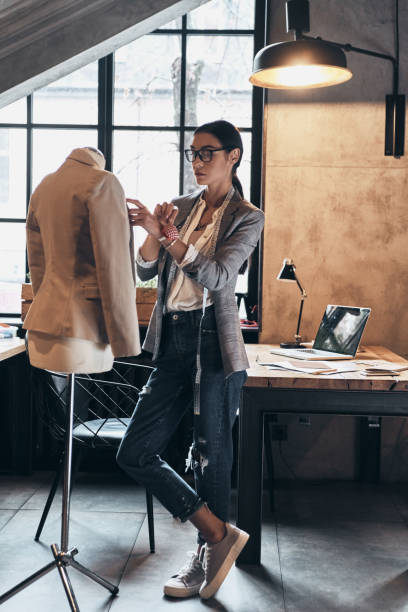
[181,208,264,291]
[26,197,45,296]
[87,173,140,357]
[136,250,159,281]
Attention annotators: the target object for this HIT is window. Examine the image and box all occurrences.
[0,0,265,317]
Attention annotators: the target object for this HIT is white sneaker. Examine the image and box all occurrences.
[163,551,205,598]
[199,523,249,600]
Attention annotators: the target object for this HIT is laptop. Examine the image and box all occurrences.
[269,305,371,360]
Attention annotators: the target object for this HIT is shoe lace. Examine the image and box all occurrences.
[202,544,211,576]
[177,552,202,579]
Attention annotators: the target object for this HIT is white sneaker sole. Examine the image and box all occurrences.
[163,584,202,598]
[199,530,249,600]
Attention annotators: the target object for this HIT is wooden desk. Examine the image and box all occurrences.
[237,345,408,565]
[0,338,31,473]
[0,338,25,362]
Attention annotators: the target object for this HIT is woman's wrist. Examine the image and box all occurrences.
[163,238,179,250]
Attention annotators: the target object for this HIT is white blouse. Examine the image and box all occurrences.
[137,196,223,312]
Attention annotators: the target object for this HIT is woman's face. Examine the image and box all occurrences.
[190,132,239,188]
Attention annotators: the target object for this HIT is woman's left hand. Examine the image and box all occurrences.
[154,202,178,228]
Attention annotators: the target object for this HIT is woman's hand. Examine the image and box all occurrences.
[153,202,178,228]
[127,198,161,239]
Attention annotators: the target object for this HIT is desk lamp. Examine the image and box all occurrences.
[277,258,307,348]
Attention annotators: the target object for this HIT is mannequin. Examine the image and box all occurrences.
[24,146,140,374]
[27,332,114,374]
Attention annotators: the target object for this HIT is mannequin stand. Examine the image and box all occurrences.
[0,373,118,611]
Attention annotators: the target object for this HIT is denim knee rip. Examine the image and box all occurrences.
[185,437,209,475]
[139,384,152,395]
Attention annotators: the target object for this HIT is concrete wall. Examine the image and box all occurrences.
[260,0,408,480]
[0,0,210,108]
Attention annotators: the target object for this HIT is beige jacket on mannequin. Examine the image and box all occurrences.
[23,147,140,365]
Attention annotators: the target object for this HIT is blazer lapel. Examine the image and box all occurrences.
[174,189,203,231]
[159,191,202,300]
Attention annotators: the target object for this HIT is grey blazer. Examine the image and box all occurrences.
[138,188,264,377]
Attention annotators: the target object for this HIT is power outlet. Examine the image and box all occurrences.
[271,424,287,441]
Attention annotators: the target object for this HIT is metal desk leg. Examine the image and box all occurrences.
[236,388,264,565]
[357,416,382,482]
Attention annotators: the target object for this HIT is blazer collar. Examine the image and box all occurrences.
[218,188,242,239]
[176,187,242,234]
[67,148,106,169]
[174,188,203,230]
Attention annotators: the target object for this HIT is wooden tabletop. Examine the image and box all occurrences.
[244,345,408,392]
[0,338,26,363]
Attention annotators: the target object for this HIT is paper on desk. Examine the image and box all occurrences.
[0,324,18,339]
[257,359,360,375]
[355,360,408,376]
[362,365,408,376]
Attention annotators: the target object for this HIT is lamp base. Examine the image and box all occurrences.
[279,341,306,349]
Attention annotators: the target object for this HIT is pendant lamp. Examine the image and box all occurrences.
[250,39,352,90]
[250,0,405,157]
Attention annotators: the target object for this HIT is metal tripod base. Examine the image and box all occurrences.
[0,544,118,610]
[0,372,118,611]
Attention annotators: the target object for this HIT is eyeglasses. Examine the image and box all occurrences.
[184,147,229,163]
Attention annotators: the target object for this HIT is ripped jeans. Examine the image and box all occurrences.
[116,305,246,544]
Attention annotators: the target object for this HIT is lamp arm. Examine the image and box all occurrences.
[300,34,396,65]
[300,33,405,157]
[295,294,306,339]
[300,34,398,94]
[293,273,307,298]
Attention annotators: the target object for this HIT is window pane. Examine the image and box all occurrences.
[114,35,181,127]
[0,223,25,314]
[188,0,255,29]
[0,98,26,124]
[183,130,251,197]
[238,131,252,199]
[235,269,248,294]
[0,129,27,219]
[113,130,179,249]
[32,129,97,190]
[113,130,179,203]
[33,62,98,125]
[157,17,182,29]
[186,35,253,127]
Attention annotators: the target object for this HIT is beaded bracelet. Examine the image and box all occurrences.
[161,224,179,241]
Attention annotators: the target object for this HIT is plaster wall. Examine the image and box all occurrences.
[260,0,408,480]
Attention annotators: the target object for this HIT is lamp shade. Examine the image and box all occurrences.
[277,259,296,281]
[250,39,352,89]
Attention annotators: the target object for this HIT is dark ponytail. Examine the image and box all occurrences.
[194,120,244,199]
[232,173,244,198]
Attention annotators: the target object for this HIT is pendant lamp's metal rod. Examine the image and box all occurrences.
[300,34,396,71]
[299,33,404,157]
[281,0,405,156]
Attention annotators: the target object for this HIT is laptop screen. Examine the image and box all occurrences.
[313,305,371,355]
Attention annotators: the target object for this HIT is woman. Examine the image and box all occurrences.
[117,120,264,600]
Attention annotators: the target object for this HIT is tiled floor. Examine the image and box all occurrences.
[1,473,408,611]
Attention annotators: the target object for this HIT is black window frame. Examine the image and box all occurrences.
[0,0,267,322]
